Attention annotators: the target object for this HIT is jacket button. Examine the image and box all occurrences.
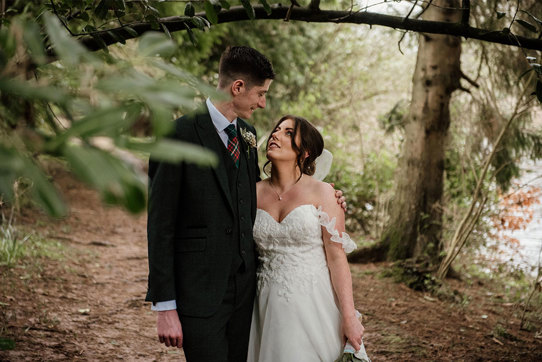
[241,250,246,256]
[225,227,232,234]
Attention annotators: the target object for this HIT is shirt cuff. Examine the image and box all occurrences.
[151,300,177,311]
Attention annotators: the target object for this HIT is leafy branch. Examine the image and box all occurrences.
[39,4,542,57]
[437,73,537,280]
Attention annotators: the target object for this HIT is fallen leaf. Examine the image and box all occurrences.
[78,308,90,315]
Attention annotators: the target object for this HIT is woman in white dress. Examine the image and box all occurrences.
[248,115,365,362]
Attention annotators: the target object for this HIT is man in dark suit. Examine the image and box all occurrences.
[146,46,275,362]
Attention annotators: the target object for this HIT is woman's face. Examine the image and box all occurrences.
[267,118,300,162]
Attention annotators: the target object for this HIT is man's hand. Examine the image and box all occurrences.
[157,309,183,348]
[330,183,347,212]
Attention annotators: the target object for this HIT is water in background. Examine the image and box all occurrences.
[502,165,542,275]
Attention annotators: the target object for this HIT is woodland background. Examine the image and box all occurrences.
[1,0,542,360]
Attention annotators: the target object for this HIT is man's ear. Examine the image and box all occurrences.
[305,151,309,159]
[231,80,245,96]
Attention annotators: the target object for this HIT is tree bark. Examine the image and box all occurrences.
[380,0,462,263]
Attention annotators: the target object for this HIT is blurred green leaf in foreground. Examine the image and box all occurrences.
[0,11,219,217]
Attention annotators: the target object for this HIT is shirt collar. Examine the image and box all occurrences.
[206,98,237,132]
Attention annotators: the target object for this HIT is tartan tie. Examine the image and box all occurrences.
[225,124,240,168]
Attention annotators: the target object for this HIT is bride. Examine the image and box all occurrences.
[247,115,365,361]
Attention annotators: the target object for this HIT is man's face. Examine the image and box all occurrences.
[232,79,273,119]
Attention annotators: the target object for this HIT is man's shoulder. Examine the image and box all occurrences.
[237,118,256,133]
[173,106,209,135]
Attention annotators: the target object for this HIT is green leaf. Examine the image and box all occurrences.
[107,30,126,45]
[23,21,47,65]
[91,33,109,53]
[118,137,218,167]
[22,157,67,217]
[185,2,195,17]
[47,104,141,150]
[146,13,161,30]
[138,31,176,57]
[123,25,139,38]
[185,25,197,45]
[0,78,70,105]
[114,0,126,11]
[204,0,219,25]
[191,16,208,30]
[0,145,67,217]
[0,27,16,65]
[64,145,146,213]
[95,0,111,19]
[79,11,90,22]
[515,19,538,33]
[258,0,272,15]
[536,80,542,104]
[150,60,223,98]
[520,10,542,27]
[240,0,255,20]
[43,12,97,65]
[160,23,172,39]
[219,0,230,10]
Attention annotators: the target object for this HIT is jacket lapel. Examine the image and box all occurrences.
[194,110,234,214]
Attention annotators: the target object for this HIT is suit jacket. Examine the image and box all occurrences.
[145,107,260,317]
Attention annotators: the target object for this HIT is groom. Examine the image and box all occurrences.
[146,46,274,362]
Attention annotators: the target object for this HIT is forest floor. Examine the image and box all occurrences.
[1,166,542,361]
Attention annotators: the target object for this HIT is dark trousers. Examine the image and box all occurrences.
[179,266,256,362]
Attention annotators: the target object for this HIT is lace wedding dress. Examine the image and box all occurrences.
[247,204,357,362]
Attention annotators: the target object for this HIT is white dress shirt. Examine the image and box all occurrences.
[151,99,236,312]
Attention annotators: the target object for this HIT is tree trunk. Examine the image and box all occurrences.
[380,0,462,263]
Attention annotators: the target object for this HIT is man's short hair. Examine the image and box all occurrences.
[218,46,275,89]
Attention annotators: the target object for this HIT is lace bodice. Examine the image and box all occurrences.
[253,204,356,300]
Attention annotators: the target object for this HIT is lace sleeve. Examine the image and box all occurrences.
[316,206,357,253]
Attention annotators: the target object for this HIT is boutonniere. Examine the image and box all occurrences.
[240,127,257,158]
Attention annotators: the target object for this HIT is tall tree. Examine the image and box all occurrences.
[378,0,462,263]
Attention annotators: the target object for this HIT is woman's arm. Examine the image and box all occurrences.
[318,183,364,350]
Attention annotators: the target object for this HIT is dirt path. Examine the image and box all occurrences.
[1,169,541,361]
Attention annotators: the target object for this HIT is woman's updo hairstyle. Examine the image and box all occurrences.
[264,115,324,178]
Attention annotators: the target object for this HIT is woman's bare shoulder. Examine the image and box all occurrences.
[302,176,336,204]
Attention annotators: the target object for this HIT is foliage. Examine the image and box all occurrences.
[328,142,396,237]
[491,185,541,244]
[0,223,30,266]
[0,7,218,216]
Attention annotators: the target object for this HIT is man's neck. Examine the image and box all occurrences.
[211,99,237,123]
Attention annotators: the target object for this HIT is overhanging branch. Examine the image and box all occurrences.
[77,5,542,52]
